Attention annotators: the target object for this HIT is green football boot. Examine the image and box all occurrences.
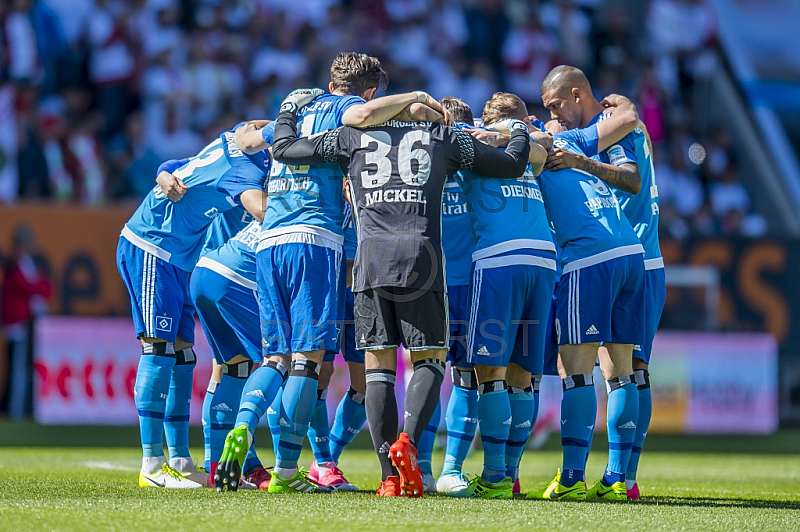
[447,475,514,499]
[527,470,586,501]
[214,426,251,492]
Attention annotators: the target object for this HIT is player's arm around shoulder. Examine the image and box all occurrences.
[233,122,272,155]
[529,141,547,175]
[239,189,268,223]
[596,94,639,152]
[459,121,530,178]
[342,91,446,127]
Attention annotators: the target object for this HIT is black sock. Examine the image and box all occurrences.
[403,358,446,447]
[365,369,398,481]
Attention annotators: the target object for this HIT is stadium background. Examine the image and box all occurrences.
[0,0,799,435]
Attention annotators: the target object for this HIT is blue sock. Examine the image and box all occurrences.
[583,420,595,477]
[329,387,366,463]
[164,348,196,460]
[506,387,535,481]
[202,380,215,471]
[560,374,596,488]
[604,375,639,486]
[307,389,333,464]
[442,380,478,477]
[235,361,287,435]
[267,386,283,454]
[135,347,175,458]
[477,381,511,484]
[626,370,652,483]
[416,399,440,476]
[276,360,320,471]
[209,372,247,467]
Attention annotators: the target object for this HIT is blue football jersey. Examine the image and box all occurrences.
[441,177,474,286]
[342,201,358,260]
[198,219,261,289]
[453,124,554,261]
[122,129,270,272]
[584,112,662,264]
[200,207,255,259]
[539,134,642,273]
[261,93,363,238]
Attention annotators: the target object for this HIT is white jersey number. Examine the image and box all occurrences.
[173,138,224,180]
[359,130,432,188]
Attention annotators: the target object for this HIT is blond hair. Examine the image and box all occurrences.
[481,92,527,126]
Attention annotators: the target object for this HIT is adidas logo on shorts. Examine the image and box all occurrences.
[585,325,600,335]
[515,420,532,429]
[618,421,637,429]
[246,390,265,399]
[477,345,490,356]
[503,417,512,425]
[266,406,277,415]
[212,403,233,412]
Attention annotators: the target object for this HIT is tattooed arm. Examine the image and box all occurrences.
[544,148,641,194]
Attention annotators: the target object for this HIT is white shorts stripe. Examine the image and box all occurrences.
[466,268,483,361]
[568,271,575,344]
[141,252,148,337]
[148,253,156,337]
[575,269,581,344]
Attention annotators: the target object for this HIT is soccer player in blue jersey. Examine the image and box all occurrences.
[214,52,450,493]
[433,94,554,499]
[191,219,276,491]
[524,113,645,501]
[115,128,270,489]
[540,65,663,500]
[307,202,368,490]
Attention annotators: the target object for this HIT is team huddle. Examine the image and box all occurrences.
[115,51,663,501]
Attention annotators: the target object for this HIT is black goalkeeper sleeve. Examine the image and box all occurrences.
[469,128,530,178]
[446,127,530,178]
[272,110,331,165]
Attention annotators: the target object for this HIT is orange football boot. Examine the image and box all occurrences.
[389,433,423,497]
[376,475,402,497]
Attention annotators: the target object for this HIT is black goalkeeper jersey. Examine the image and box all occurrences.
[272,113,530,293]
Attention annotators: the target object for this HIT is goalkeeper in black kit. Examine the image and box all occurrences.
[272,89,530,498]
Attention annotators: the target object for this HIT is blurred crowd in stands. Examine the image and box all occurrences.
[0,0,766,237]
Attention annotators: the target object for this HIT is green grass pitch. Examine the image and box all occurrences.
[1,424,798,531]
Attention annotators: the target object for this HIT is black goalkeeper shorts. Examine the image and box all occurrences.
[354,287,449,352]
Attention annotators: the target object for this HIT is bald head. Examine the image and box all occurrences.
[541,65,591,97]
[540,64,600,130]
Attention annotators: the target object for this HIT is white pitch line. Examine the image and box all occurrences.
[84,461,139,472]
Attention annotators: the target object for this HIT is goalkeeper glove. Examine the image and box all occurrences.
[280,88,324,114]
